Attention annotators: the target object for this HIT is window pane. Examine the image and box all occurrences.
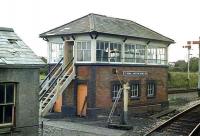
[112,84,122,99]
[87,42,91,49]
[105,42,108,49]
[110,43,113,50]
[110,43,121,62]
[77,50,83,61]
[4,105,13,123]
[0,106,3,124]
[6,84,14,103]
[82,42,86,49]
[0,84,4,104]
[96,41,108,62]
[147,82,155,97]
[84,50,91,61]
[125,44,135,62]
[77,42,81,49]
[97,41,100,49]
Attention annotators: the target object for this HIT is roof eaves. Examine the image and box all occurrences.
[128,20,174,43]
[0,27,14,32]
[0,64,46,69]
[96,32,174,44]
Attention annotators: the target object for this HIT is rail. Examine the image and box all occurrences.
[145,101,200,136]
[40,57,63,88]
[39,57,74,101]
[189,123,200,136]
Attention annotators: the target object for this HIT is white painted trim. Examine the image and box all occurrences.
[91,39,96,63]
[75,40,92,63]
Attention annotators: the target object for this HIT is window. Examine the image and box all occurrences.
[157,48,166,64]
[77,41,91,61]
[135,45,145,63]
[0,83,15,126]
[147,47,166,64]
[96,41,109,62]
[49,43,64,63]
[124,44,145,63]
[130,81,140,98]
[124,44,135,62]
[111,83,122,100]
[96,41,121,62]
[147,81,156,97]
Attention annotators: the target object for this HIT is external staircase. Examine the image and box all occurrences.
[39,57,75,116]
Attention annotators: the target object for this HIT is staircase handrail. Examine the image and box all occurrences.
[39,57,74,101]
[40,57,64,88]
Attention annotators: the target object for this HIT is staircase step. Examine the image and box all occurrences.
[39,65,75,116]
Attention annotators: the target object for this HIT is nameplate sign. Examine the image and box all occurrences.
[123,71,147,77]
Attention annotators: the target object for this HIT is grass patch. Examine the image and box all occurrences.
[168,72,198,88]
[40,74,46,80]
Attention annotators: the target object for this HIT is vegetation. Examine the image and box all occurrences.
[168,72,198,88]
[169,57,198,72]
[39,56,48,80]
[168,57,199,88]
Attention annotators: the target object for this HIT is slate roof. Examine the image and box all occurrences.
[0,27,45,67]
[40,13,174,43]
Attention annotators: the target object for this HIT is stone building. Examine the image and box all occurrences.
[39,13,174,119]
[0,27,44,135]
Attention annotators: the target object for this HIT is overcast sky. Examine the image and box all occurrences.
[1,0,200,62]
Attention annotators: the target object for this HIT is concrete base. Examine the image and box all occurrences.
[43,120,126,136]
[108,123,133,130]
[86,108,100,120]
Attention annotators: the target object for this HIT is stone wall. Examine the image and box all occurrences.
[0,68,40,136]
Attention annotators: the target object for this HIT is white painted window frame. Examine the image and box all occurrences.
[47,42,64,64]
[47,37,168,66]
[112,84,122,100]
[75,40,92,63]
[147,46,167,65]
[147,82,155,97]
[130,83,139,98]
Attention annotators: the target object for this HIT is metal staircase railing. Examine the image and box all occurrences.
[40,57,63,91]
[107,88,123,124]
[39,57,75,116]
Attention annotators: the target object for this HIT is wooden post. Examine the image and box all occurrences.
[198,37,200,96]
[183,45,191,89]
[64,41,70,66]
[187,38,200,96]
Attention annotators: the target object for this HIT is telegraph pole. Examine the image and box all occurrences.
[187,37,200,97]
[183,44,191,88]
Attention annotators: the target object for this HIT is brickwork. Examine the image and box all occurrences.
[76,65,168,114]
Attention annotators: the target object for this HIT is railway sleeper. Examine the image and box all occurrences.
[169,123,195,129]
[178,118,199,123]
[168,126,193,132]
[166,129,190,136]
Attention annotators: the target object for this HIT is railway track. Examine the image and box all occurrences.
[145,101,200,136]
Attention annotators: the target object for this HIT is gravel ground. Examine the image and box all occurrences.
[39,91,199,136]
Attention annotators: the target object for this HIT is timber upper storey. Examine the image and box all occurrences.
[40,13,174,65]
